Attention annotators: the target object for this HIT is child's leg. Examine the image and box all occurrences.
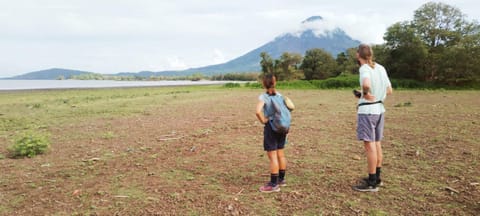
[267,150,279,184]
[277,148,287,184]
[277,149,286,170]
[267,150,279,174]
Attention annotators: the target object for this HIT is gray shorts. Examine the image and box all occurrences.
[357,113,385,142]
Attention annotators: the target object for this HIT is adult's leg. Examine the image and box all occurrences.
[364,141,377,175]
[374,113,385,181]
[375,141,382,167]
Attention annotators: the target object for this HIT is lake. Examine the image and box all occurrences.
[0,80,237,90]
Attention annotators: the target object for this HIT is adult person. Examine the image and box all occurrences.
[255,74,289,193]
[353,44,393,192]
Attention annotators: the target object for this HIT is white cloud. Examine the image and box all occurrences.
[212,49,225,64]
[167,56,188,70]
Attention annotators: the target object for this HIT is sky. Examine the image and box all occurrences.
[1,0,479,77]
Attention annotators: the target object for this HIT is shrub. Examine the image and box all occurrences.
[391,79,427,89]
[223,83,241,88]
[8,131,50,158]
[310,75,359,89]
[245,82,262,89]
[276,80,315,89]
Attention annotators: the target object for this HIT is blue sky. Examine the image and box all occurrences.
[0,0,479,77]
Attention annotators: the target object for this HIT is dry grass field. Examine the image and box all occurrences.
[0,86,478,215]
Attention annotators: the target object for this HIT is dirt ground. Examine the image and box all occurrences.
[0,88,479,215]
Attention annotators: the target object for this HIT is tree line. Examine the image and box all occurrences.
[260,2,480,87]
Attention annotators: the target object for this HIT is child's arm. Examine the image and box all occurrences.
[256,100,268,124]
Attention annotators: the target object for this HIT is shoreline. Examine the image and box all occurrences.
[0,80,247,92]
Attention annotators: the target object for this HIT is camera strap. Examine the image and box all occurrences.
[358,100,383,107]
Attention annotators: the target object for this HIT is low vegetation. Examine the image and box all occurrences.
[8,130,50,158]
[244,75,480,90]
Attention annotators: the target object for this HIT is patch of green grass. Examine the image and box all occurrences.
[9,195,25,208]
[101,131,116,139]
[26,103,42,109]
[114,186,147,200]
[0,205,10,215]
[0,86,201,138]
[368,209,388,216]
[394,101,413,107]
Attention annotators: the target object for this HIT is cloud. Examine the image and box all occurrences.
[167,56,188,70]
[212,49,226,64]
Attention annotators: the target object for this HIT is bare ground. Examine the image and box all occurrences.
[0,88,479,215]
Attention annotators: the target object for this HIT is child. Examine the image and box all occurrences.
[255,74,289,193]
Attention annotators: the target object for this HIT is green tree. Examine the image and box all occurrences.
[335,52,348,76]
[301,48,337,80]
[383,21,428,80]
[438,31,480,85]
[382,1,480,85]
[371,44,389,68]
[336,48,359,75]
[276,52,303,81]
[259,52,302,81]
[260,52,274,75]
[413,2,467,48]
[412,2,473,82]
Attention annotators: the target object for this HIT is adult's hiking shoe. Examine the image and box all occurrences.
[259,182,280,193]
[362,177,383,187]
[352,182,379,192]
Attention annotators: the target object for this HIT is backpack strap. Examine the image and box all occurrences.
[358,100,383,107]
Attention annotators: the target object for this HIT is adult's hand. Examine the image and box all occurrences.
[363,92,376,102]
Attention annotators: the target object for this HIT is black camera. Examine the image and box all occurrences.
[353,89,361,98]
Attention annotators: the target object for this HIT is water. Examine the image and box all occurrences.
[0,80,236,90]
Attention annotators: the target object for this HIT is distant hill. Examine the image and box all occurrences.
[7,16,361,79]
[6,68,93,80]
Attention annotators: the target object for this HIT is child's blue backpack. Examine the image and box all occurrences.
[269,94,291,134]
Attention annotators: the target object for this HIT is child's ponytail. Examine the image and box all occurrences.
[262,74,277,95]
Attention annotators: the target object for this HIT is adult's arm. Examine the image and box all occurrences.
[387,86,393,95]
[361,77,376,101]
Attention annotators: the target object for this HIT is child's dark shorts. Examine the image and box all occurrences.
[263,122,287,151]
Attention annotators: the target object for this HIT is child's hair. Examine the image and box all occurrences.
[262,74,277,95]
[357,44,375,69]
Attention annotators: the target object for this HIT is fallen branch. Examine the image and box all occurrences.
[236,188,244,195]
[55,200,67,205]
[82,157,101,162]
[348,206,361,215]
[114,195,130,198]
[157,136,183,141]
[158,133,177,138]
[445,186,459,194]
